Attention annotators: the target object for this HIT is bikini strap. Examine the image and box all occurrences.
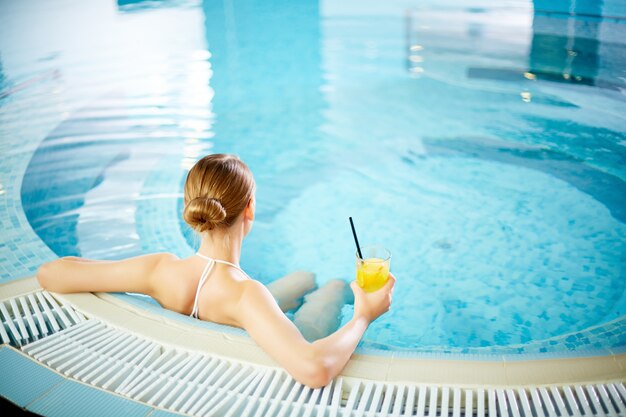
[190,252,250,319]
[190,258,215,318]
[194,252,250,277]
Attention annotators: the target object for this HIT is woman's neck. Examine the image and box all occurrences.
[196,229,243,265]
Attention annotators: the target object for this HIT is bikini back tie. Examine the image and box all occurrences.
[190,252,250,319]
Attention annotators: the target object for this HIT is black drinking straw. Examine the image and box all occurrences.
[349,217,363,259]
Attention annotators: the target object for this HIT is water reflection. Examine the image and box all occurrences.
[462,0,624,89]
[117,0,175,13]
[17,0,214,258]
[529,0,602,87]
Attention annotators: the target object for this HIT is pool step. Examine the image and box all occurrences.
[2,290,625,416]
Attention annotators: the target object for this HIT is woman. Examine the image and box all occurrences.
[36,153,395,389]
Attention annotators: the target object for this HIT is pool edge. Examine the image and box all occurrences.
[2,276,623,388]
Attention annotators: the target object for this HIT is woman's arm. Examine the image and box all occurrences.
[236,274,395,388]
[309,276,394,384]
[36,253,176,295]
[236,280,327,387]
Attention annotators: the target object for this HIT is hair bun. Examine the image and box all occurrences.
[183,197,227,232]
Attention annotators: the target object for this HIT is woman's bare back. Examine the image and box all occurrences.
[150,254,249,328]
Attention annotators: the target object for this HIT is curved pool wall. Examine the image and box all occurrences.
[1,0,625,359]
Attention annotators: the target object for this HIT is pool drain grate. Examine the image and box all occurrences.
[0,290,85,347]
[1,290,625,417]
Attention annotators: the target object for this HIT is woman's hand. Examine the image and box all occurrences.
[350,272,396,323]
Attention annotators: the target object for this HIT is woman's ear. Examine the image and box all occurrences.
[245,197,255,221]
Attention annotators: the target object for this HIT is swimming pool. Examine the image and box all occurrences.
[1,0,625,359]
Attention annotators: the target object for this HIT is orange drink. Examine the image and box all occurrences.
[356,245,391,292]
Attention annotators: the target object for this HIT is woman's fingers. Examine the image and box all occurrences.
[383,273,396,291]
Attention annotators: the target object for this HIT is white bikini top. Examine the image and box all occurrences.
[190,252,250,319]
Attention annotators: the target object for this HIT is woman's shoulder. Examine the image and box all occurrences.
[156,252,181,262]
[152,252,180,261]
[148,253,195,312]
[147,252,182,270]
[147,252,188,289]
[236,279,275,308]
[128,252,179,267]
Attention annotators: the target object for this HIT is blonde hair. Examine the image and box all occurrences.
[183,154,255,233]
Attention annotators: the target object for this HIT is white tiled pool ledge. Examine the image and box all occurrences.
[2,276,624,390]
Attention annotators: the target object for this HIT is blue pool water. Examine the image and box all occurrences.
[1,0,625,356]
